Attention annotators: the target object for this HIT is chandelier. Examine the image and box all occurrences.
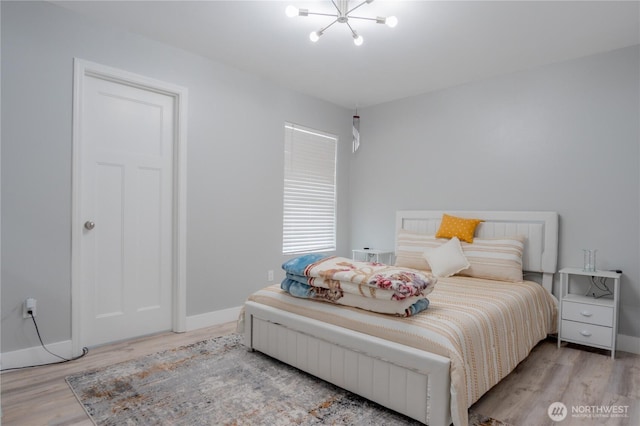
[285,0,398,46]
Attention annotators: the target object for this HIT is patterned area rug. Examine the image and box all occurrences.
[66,333,509,425]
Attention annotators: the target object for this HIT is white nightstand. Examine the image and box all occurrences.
[352,249,394,265]
[557,267,621,359]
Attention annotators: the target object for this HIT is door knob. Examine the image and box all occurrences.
[84,221,95,230]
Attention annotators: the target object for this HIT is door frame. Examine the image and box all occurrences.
[71,58,188,353]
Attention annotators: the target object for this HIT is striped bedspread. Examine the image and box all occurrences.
[247,276,558,426]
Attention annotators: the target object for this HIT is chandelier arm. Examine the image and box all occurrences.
[346,21,358,38]
[347,15,378,22]
[347,0,372,16]
[319,18,340,34]
[331,0,341,14]
[306,11,339,18]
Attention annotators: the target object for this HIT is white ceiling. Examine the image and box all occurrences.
[52,0,640,109]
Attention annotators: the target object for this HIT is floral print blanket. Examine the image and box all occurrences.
[281,254,437,301]
[280,277,430,317]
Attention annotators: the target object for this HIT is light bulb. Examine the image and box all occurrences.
[310,31,320,42]
[353,34,364,46]
[386,16,398,28]
[285,5,298,17]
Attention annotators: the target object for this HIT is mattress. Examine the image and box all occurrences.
[247,276,558,425]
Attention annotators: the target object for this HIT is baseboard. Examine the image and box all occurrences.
[0,306,241,371]
[2,321,635,371]
[185,306,242,332]
[0,340,73,371]
[617,333,640,355]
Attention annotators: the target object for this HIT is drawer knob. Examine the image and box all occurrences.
[580,310,592,317]
[580,330,592,337]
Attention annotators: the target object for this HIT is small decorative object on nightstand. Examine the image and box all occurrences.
[352,248,394,265]
[583,249,597,272]
[557,267,621,359]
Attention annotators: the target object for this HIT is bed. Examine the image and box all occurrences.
[242,210,559,426]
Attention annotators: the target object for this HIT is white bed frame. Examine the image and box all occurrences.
[244,210,558,425]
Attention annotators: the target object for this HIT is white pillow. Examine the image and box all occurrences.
[422,237,470,278]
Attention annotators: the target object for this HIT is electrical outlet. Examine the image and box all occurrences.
[268,270,274,282]
[23,297,37,319]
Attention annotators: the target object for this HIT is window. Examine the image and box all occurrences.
[283,123,337,254]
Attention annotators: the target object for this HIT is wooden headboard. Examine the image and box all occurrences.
[396,210,559,293]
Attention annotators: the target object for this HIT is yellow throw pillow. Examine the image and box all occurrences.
[435,214,483,243]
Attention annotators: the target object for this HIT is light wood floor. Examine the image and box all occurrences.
[1,324,638,425]
[1,322,237,425]
[472,341,640,425]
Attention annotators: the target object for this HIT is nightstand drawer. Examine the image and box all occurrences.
[561,320,612,348]
[562,301,613,327]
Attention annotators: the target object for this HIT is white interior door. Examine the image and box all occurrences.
[79,72,175,347]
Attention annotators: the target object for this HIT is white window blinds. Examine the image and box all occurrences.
[283,123,337,254]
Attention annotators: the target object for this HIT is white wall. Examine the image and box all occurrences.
[0,1,351,353]
[350,45,640,338]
